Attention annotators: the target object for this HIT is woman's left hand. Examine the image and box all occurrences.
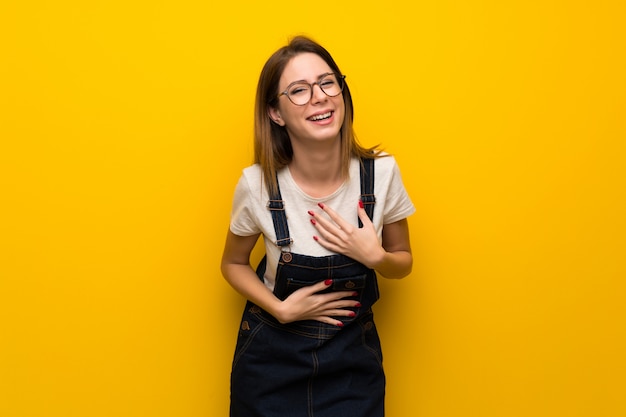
[309,202,385,269]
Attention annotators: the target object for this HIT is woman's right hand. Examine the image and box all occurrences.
[221,232,358,327]
[273,280,361,327]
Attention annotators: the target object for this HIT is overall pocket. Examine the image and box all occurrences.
[274,274,367,300]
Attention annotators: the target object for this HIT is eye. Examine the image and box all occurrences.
[289,84,310,96]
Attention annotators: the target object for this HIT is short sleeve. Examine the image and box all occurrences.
[382,159,415,224]
[229,174,262,236]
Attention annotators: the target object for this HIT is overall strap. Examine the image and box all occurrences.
[359,158,376,228]
[267,174,292,250]
[266,158,376,249]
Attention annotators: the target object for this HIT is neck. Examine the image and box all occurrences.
[288,140,344,197]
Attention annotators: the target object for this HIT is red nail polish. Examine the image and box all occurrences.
[313,236,319,241]
[352,292,359,297]
[354,302,362,307]
[308,210,314,216]
[336,322,344,327]
[359,200,364,209]
[318,202,325,209]
[325,279,332,285]
[348,311,356,317]
[310,218,316,225]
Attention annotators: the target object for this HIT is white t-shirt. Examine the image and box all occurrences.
[229,155,415,290]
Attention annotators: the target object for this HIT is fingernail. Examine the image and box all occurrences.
[354,302,362,307]
[325,279,332,285]
[336,322,344,327]
[318,202,325,209]
[348,311,356,317]
[313,235,319,241]
[352,292,359,297]
[310,218,316,225]
[358,200,364,209]
[307,210,314,216]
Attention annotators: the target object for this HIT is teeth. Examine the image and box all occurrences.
[310,111,332,121]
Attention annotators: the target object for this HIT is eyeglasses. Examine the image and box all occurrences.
[277,73,346,106]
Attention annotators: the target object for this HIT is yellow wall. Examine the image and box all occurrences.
[1,1,625,416]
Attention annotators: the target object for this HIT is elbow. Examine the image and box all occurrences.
[396,265,413,280]
[220,258,233,282]
[388,267,412,280]
[401,256,413,278]
[377,252,412,279]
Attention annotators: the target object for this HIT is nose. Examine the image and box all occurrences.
[310,82,327,103]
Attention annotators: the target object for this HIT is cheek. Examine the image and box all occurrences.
[334,94,345,108]
[283,108,307,124]
[334,98,346,120]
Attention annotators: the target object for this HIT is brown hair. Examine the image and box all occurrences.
[254,35,381,196]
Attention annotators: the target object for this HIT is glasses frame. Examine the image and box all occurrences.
[277,73,346,106]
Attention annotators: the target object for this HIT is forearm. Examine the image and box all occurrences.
[221,262,283,318]
[368,249,412,279]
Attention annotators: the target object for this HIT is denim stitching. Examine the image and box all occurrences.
[232,316,265,369]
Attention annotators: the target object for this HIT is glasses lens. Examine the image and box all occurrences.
[319,74,343,97]
[284,74,344,105]
[287,83,312,106]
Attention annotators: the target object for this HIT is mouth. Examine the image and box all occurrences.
[307,111,333,122]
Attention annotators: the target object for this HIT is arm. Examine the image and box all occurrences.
[309,202,413,279]
[220,230,278,312]
[375,218,412,278]
[220,229,359,325]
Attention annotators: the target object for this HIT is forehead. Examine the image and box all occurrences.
[280,52,333,86]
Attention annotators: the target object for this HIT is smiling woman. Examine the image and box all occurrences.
[3,2,625,416]
[268,53,347,162]
[220,36,415,417]
[277,72,345,106]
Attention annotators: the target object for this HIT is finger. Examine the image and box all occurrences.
[317,290,360,303]
[302,279,333,294]
[330,290,360,300]
[357,201,374,228]
[317,202,352,231]
[308,281,356,298]
[310,210,344,238]
[312,316,345,327]
[308,283,359,304]
[297,281,358,299]
[335,299,362,309]
[309,212,345,248]
[289,279,332,299]
[313,222,345,248]
[324,309,357,318]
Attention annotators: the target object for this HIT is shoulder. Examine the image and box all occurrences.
[373,152,397,166]
[349,153,400,181]
[230,164,266,235]
[241,163,263,181]
[236,164,264,190]
[372,153,401,177]
[233,164,266,201]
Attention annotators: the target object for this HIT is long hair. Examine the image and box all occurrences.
[254,36,380,196]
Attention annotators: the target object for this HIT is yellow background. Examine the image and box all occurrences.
[1,1,625,416]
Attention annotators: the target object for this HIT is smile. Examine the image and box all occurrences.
[308,111,333,121]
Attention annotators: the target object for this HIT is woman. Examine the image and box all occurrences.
[221,36,415,417]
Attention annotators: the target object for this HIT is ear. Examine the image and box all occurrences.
[268,107,285,126]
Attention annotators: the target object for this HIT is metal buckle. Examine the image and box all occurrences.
[267,199,285,210]
[281,247,292,263]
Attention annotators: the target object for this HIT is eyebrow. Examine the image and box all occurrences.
[285,72,333,86]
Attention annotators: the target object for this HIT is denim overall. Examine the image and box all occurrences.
[230,159,385,417]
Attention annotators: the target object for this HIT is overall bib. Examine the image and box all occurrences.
[231,159,385,417]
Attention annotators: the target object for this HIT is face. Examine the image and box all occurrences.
[269,53,345,147]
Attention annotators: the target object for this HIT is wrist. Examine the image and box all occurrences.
[268,299,290,324]
[366,247,387,270]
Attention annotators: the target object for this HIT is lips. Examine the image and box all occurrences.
[307,111,333,121]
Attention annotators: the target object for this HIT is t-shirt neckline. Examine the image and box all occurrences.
[281,164,350,202]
